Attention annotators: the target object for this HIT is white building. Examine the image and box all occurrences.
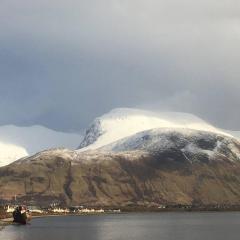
[78,208,105,213]
[52,208,70,213]
[5,205,16,213]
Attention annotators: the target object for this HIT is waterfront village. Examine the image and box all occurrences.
[1,204,121,217]
[1,202,240,220]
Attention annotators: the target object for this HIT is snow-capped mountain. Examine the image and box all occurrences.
[78,108,233,151]
[0,125,82,167]
[3,128,240,206]
[1,108,240,206]
[101,128,240,163]
[2,108,239,167]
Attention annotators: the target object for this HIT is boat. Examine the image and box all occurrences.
[12,206,32,225]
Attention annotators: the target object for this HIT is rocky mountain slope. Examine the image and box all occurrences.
[0,128,240,206]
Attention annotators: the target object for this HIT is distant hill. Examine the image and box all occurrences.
[0,142,28,167]
[0,125,82,166]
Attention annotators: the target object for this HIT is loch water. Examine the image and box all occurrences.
[1,212,240,240]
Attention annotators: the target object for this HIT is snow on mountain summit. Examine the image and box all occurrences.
[78,108,232,151]
[100,128,240,163]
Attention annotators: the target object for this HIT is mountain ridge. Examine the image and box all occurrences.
[78,108,233,152]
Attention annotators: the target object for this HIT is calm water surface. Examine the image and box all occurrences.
[1,212,240,240]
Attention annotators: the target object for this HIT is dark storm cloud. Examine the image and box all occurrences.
[0,0,240,131]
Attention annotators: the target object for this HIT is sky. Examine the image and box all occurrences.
[0,0,240,132]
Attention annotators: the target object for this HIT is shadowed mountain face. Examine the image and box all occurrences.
[0,129,240,207]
